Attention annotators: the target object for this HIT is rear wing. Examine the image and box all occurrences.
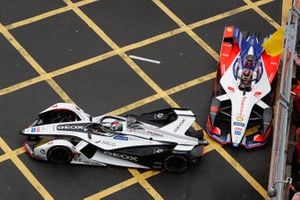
[159,109,195,136]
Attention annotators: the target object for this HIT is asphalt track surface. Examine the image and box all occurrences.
[0,0,284,200]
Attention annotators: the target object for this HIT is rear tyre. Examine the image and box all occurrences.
[186,129,204,140]
[164,155,187,173]
[47,146,73,164]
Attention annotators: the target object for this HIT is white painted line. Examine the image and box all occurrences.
[129,55,161,64]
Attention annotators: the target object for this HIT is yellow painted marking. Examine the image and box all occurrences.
[5,0,98,30]
[165,72,216,95]
[153,0,267,197]
[0,146,25,163]
[281,0,292,28]
[0,23,74,103]
[203,144,215,154]
[215,146,267,198]
[107,94,161,115]
[153,0,219,61]
[0,0,272,98]
[243,0,281,29]
[245,125,260,136]
[189,0,274,30]
[0,76,45,96]
[128,169,163,200]
[14,146,26,155]
[0,153,10,163]
[84,170,161,200]
[63,0,181,109]
[0,137,53,199]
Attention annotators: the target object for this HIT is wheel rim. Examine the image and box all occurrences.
[165,155,187,173]
[48,147,72,164]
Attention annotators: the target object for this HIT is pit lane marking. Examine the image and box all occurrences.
[128,169,164,200]
[153,0,268,198]
[5,0,98,30]
[188,0,274,30]
[0,23,74,104]
[85,170,161,200]
[0,0,272,98]
[0,137,54,200]
[153,0,219,61]
[129,55,161,64]
[242,0,281,29]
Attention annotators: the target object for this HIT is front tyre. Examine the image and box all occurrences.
[47,146,73,164]
[164,155,187,173]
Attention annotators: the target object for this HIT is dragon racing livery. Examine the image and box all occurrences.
[206,26,280,148]
[20,103,208,172]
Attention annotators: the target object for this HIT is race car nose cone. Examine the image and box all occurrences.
[232,143,239,147]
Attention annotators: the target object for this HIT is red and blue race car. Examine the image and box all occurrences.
[206,26,280,148]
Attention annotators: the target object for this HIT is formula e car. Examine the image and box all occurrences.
[20,103,208,172]
[206,26,280,148]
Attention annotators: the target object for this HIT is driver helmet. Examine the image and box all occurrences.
[241,69,252,80]
[244,55,254,67]
[110,121,122,131]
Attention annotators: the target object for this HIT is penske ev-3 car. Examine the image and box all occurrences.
[20,103,208,172]
[206,26,280,148]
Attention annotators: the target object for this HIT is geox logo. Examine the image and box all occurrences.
[104,152,138,162]
[173,119,186,132]
[57,125,84,130]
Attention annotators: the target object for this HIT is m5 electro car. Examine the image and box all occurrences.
[206,26,280,148]
[20,103,208,172]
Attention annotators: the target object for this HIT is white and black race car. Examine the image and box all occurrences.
[20,103,208,172]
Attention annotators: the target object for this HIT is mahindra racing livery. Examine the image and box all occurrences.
[20,103,208,172]
[206,26,280,148]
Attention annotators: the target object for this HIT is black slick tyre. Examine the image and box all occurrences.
[47,146,73,164]
[164,155,187,173]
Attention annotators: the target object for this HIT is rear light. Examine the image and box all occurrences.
[253,134,264,142]
[211,127,221,135]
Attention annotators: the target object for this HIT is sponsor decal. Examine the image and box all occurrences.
[156,113,164,119]
[95,140,116,147]
[233,122,245,127]
[57,125,84,130]
[154,149,164,154]
[104,151,138,162]
[236,116,243,122]
[147,130,163,137]
[174,119,186,133]
[31,127,42,133]
[239,96,247,116]
[234,131,242,135]
[235,127,243,131]
[113,135,128,141]
[40,149,46,155]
